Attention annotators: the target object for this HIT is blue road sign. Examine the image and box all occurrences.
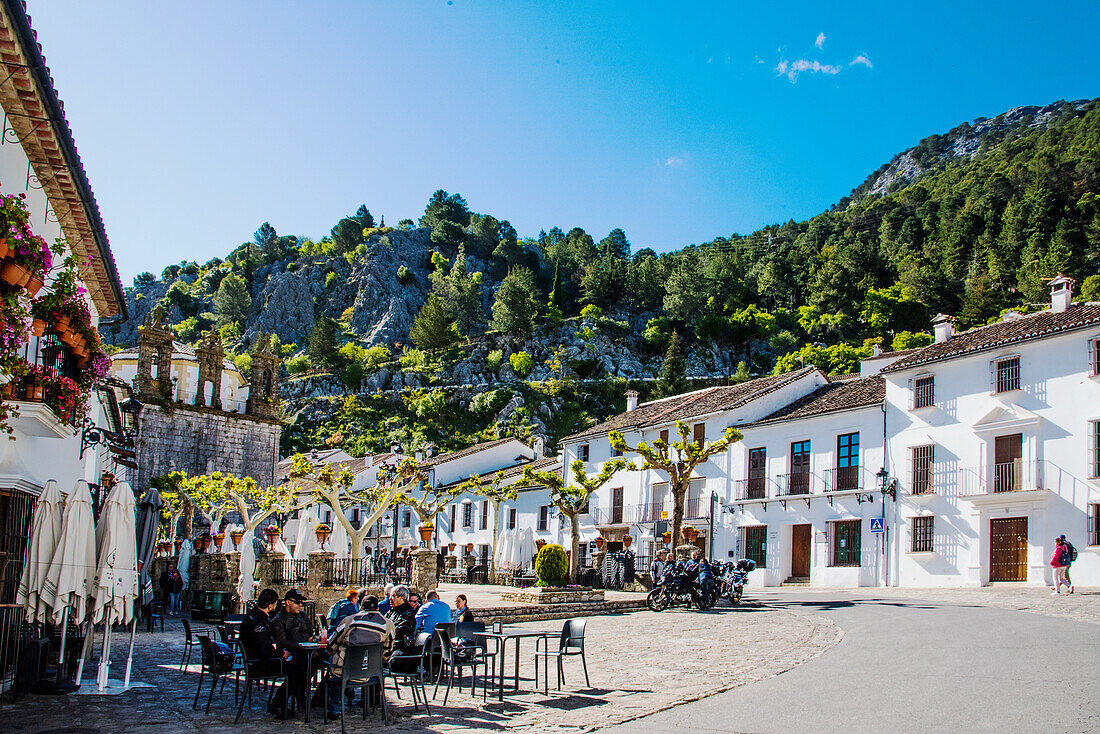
[870,517,885,533]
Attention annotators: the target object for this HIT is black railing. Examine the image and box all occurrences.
[0,490,36,604]
[775,472,812,496]
[328,558,391,588]
[272,558,310,586]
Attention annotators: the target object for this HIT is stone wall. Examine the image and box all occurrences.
[135,403,280,490]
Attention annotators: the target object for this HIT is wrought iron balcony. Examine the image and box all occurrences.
[774,471,813,496]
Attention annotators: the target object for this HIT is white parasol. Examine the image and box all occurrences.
[53,480,98,687]
[237,531,257,605]
[176,538,193,590]
[92,481,138,693]
[517,527,535,569]
[494,528,513,570]
[293,505,321,558]
[329,513,350,558]
[16,479,64,622]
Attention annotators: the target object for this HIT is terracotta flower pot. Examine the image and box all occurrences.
[681,527,693,542]
[230,531,244,549]
[174,539,183,554]
[661,532,671,544]
[213,533,226,551]
[31,318,46,337]
[623,534,633,548]
[688,529,699,542]
[535,539,547,550]
[316,529,332,547]
[57,315,70,330]
[25,275,43,297]
[0,260,30,288]
[465,543,474,553]
[0,239,10,260]
[595,537,606,550]
[447,542,456,552]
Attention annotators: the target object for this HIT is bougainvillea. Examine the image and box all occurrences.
[0,192,51,277]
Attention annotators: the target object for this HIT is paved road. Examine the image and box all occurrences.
[599,589,1100,734]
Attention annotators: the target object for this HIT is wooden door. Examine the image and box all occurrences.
[611,487,624,524]
[989,517,1028,581]
[993,434,1022,492]
[791,524,812,578]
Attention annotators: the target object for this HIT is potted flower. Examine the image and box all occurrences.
[0,192,52,293]
[623,534,633,548]
[315,522,332,548]
[263,524,282,549]
[535,538,547,551]
[212,530,226,551]
[417,522,434,545]
[229,526,245,550]
[681,525,694,542]
[174,539,183,554]
[594,536,606,550]
[688,528,699,543]
[661,531,671,544]
[465,542,474,554]
[194,533,212,553]
[447,542,456,552]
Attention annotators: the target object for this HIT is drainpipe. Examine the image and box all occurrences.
[709,491,717,558]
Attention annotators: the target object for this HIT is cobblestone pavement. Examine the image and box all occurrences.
[2,600,840,734]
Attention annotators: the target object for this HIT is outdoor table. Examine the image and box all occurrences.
[222,619,242,640]
[298,641,327,723]
[475,630,552,701]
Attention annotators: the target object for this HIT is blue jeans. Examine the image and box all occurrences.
[168,593,179,613]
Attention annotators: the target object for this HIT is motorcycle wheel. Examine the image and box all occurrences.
[729,585,743,605]
[690,589,706,610]
[646,588,668,612]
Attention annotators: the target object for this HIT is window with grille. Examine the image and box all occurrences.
[1091,338,1100,377]
[1091,421,1100,479]
[913,374,935,409]
[538,506,549,532]
[994,356,1021,393]
[402,510,411,528]
[480,500,489,530]
[1090,504,1100,547]
[577,444,590,462]
[462,503,473,528]
[910,516,934,553]
[911,445,934,495]
[744,525,767,568]
[508,508,517,530]
[693,422,706,446]
[830,520,862,567]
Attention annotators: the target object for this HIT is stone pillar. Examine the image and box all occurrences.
[410,548,438,594]
[307,551,334,602]
[255,551,280,590]
[444,555,457,571]
[462,552,477,570]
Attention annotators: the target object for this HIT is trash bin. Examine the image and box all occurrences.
[205,591,229,623]
[190,590,207,621]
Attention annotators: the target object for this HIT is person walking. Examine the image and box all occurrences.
[1058,534,1077,590]
[1050,537,1073,595]
[160,564,183,615]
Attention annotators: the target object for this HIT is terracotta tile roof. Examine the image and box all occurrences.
[0,3,125,317]
[562,367,819,442]
[420,437,527,468]
[881,303,1100,373]
[748,376,884,427]
[436,455,561,491]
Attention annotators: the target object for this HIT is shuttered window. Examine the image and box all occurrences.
[508,508,517,530]
[480,500,489,530]
[693,423,706,446]
[462,502,473,528]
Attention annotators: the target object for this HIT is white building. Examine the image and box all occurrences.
[0,4,128,600]
[883,279,1100,588]
[110,342,249,412]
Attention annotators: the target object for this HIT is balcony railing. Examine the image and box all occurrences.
[824,465,866,492]
[961,459,1042,496]
[329,558,392,588]
[591,496,712,524]
[734,476,768,500]
[272,558,310,586]
[774,471,813,497]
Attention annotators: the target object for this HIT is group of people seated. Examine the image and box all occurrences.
[237,584,477,719]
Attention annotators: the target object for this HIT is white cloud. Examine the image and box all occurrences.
[849,54,873,68]
[775,59,788,76]
[815,32,826,49]
[664,156,685,167]
[778,58,841,82]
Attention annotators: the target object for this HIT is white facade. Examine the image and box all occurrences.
[110,344,249,412]
[884,298,1100,588]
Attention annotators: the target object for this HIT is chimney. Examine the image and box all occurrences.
[1049,274,1075,314]
[872,343,883,357]
[932,313,956,344]
[533,436,545,459]
[414,448,424,462]
[625,389,639,412]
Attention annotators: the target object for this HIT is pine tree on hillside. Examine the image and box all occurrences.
[658,329,686,396]
[490,267,540,340]
[355,205,375,229]
[307,316,340,367]
[213,272,251,325]
[409,294,460,350]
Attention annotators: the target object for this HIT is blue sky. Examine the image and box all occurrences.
[26,1,1100,283]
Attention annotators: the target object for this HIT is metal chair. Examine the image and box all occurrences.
[146,601,164,633]
[234,653,290,723]
[192,635,242,714]
[180,618,206,670]
[534,618,590,694]
[384,632,433,716]
[431,626,489,704]
[325,643,388,732]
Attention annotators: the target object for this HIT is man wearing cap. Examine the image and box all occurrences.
[273,589,324,711]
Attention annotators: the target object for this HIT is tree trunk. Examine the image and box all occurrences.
[490,499,500,578]
[568,510,581,583]
[670,479,687,556]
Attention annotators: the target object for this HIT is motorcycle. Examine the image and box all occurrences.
[646,562,706,612]
[714,558,756,605]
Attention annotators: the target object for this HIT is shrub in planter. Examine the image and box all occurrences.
[534,543,569,588]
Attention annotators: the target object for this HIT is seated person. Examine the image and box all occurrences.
[452,593,474,624]
[327,589,359,633]
[239,588,290,717]
[324,594,394,718]
[272,589,325,711]
[414,590,452,636]
[383,585,419,672]
[378,583,394,615]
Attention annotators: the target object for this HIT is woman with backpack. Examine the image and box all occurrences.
[1059,534,1077,589]
[1050,536,1073,595]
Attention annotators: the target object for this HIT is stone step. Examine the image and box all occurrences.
[479,599,647,625]
[782,577,811,586]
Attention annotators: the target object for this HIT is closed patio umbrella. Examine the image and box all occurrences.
[176,538,192,591]
[237,531,257,606]
[124,487,162,688]
[92,481,138,692]
[16,479,64,623]
[330,514,349,558]
[293,505,321,558]
[50,480,98,686]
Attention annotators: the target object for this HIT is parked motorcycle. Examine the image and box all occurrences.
[714,558,756,605]
[646,562,705,611]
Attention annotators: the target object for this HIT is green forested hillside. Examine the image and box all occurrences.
[104,98,1100,454]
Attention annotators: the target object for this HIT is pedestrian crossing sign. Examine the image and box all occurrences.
[870,518,885,533]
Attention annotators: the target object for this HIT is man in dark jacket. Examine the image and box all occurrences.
[384,584,419,672]
[238,588,289,717]
[272,589,321,711]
